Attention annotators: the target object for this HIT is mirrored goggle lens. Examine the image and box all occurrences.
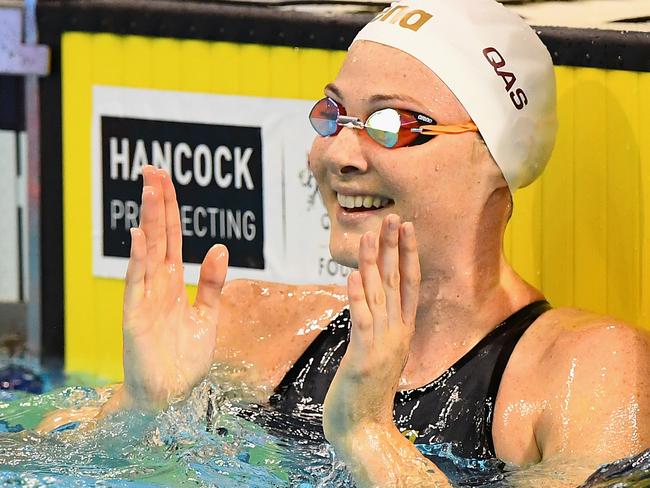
[309,98,340,137]
[365,108,401,148]
[367,108,427,148]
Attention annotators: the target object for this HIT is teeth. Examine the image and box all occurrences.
[337,193,390,210]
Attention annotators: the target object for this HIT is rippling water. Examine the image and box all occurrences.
[0,368,648,487]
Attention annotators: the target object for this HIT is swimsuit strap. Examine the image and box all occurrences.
[273,307,351,397]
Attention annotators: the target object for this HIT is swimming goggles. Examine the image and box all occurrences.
[309,97,479,149]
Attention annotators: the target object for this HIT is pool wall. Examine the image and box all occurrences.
[32,1,650,380]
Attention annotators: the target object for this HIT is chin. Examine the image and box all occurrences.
[331,253,359,270]
[329,233,361,269]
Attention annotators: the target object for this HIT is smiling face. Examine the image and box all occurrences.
[309,41,506,271]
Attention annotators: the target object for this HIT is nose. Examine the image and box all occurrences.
[320,126,369,176]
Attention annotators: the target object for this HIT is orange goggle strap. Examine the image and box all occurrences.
[416,122,479,135]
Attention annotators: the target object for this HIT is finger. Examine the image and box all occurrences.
[347,270,373,350]
[358,231,388,339]
[377,214,402,325]
[195,244,229,313]
[124,227,146,311]
[160,170,182,264]
[148,167,167,261]
[141,166,166,285]
[140,185,163,289]
[399,222,420,327]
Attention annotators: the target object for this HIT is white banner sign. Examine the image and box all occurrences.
[92,86,350,285]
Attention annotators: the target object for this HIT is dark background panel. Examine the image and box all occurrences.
[100,116,265,268]
[0,76,25,131]
[39,41,64,366]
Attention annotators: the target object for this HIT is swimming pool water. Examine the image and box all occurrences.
[0,364,648,487]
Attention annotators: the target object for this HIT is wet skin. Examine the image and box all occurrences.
[40,41,650,487]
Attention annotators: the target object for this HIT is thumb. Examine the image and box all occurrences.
[194,244,229,312]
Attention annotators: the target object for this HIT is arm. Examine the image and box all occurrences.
[322,214,450,487]
[504,332,650,488]
[533,317,650,466]
[332,422,451,487]
[38,166,345,432]
[38,166,222,430]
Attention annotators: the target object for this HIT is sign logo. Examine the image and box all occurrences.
[101,116,264,269]
[93,87,348,285]
[372,5,432,32]
[482,47,528,110]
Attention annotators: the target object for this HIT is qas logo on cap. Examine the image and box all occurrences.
[482,47,529,111]
[371,5,433,32]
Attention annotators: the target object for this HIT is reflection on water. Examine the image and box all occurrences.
[0,367,648,487]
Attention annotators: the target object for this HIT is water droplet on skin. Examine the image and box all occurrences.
[296,308,337,336]
[558,357,579,448]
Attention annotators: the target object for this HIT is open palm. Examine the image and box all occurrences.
[120,166,228,410]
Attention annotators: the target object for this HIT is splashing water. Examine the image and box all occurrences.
[0,368,356,488]
[0,368,649,487]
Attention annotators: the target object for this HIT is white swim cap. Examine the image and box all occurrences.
[352,0,558,191]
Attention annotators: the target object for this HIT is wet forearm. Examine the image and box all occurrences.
[334,423,451,488]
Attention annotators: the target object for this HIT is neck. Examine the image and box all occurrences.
[414,254,539,340]
[400,190,543,388]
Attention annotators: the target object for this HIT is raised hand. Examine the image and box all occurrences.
[322,214,420,444]
[114,165,228,411]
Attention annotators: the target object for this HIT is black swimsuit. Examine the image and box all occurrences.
[269,300,551,460]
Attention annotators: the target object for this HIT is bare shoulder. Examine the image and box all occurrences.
[495,306,650,464]
[219,279,347,333]
[215,279,348,387]
[527,307,650,372]
[221,278,345,309]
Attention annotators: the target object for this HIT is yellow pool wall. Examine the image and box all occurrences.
[61,33,650,380]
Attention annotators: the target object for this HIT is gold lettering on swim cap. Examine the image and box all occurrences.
[399,10,432,31]
[372,6,391,21]
[372,6,432,32]
[380,5,408,23]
